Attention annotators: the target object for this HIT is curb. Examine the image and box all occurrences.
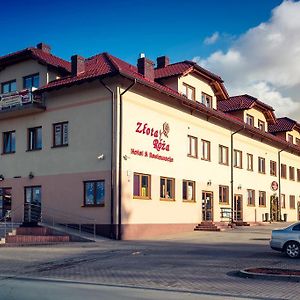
[239,269,300,282]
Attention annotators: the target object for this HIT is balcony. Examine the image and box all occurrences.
[0,90,45,120]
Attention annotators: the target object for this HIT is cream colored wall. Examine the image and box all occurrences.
[0,60,48,91]
[0,82,112,178]
[244,108,268,131]
[178,74,217,109]
[121,89,300,225]
[285,129,300,144]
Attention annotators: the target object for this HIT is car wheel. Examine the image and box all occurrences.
[285,241,300,258]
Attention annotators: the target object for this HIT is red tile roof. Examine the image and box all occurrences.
[28,52,300,155]
[154,60,223,82]
[38,53,192,100]
[0,47,71,73]
[268,117,298,133]
[218,94,274,112]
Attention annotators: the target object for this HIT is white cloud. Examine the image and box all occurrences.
[195,0,300,118]
[203,32,219,45]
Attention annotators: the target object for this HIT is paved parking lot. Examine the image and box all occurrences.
[0,223,299,299]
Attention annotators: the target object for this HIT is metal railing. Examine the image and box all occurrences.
[0,203,24,238]
[34,203,97,240]
[0,89,42,111]
[0,203,97,240]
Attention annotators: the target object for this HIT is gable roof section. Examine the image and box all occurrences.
[218,94,276,124]
[268,117,300,133]
[154,60,228,100]
[0,47,71,74]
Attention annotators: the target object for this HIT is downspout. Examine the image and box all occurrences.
[118,79,137,240]
[99,80,116,239]
[278,146,289,221]
[230,126,245,223]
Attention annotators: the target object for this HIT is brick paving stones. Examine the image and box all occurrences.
[0,223,299,299]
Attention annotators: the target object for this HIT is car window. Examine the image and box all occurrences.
[292,224,300,231]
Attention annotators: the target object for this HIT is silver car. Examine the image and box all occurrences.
[270,222,300,258]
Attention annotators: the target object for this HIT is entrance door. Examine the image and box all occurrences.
[270,196,280,221]
[202,191,213,221]
[24,186,41,224]
[233,194,243,221]
[0,188,12,220]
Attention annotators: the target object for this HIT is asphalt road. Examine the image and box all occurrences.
[0,278,247,300]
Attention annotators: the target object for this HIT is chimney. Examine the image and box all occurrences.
[71,55,85,76]
[36,42,51,53]
[156,56,170,69]
[137,55,154,81]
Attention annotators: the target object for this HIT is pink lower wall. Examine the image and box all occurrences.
[0,171,111,226]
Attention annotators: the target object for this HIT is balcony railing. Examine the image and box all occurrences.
[0,89,45,118]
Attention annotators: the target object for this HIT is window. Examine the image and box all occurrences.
[289,195,295,209]
[133,173,151,199]
[292,224,300,231]
[2,131,15,154]
[160,177,175,200]
[23,73,39,90]
[281,164,287,179]
[187,135,198,158]
[289,166,295,181]
[247,189,255,206]
[259,191,266,207]
[288,134,293,144]
[1,80,16,94]
[219,185,229,204]
[53,122,68,147]
[296,138,300,146]
[281,194,286,209]
[84,180,105,206]
[201,92,212,108]
[258,120,265,131]
[297,169,300,182]
[247,153,253,171]
[219,145,229,165]
[246,114,254,126]
[182,180,195,202]
[270,160,277,176]
[234,150,242,168]
[258,157,265,174]
[28,127,42,151]
[201,140,211,161]
[182,83,195,101]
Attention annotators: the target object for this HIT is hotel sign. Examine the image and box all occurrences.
[131,121,174,162]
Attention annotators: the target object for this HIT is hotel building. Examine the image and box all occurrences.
[0,43,299,239]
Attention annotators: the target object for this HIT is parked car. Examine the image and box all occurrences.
[270,222,300,258]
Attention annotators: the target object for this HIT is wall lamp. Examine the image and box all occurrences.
[0,174,4,181]
[123,155,131,160]
[207,179,212,186]
[238,184,242,190]
[29,172,34,179]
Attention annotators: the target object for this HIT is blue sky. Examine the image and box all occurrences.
[1,0,282,63]
[2,0,300,118]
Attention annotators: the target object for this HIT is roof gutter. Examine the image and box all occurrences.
[117,79,137,240]
[99,79,116,239]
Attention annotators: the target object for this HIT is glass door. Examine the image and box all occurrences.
[233,194,243,221]
[270,196,280,221]
[24,186,41,224]
[202,191,213,221]
[0,188,12,220]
